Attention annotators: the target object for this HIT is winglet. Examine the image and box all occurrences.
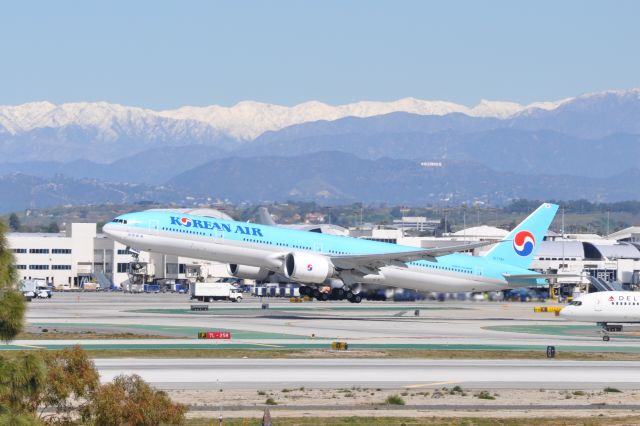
[257,207,277,226]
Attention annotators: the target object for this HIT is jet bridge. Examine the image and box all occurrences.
[588,276,624,292]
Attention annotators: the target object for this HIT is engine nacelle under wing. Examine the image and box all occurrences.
[227,264,270,281]
[284,252,334,284]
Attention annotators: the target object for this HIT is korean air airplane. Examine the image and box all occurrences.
[560,292,640,341]
[103,203,559,303]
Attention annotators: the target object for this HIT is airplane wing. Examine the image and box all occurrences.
[330,241,496,274]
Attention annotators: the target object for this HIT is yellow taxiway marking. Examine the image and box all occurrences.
[404,380,460,389]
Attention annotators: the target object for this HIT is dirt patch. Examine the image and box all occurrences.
[171,386,640,421]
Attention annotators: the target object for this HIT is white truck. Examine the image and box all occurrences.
[191,282,243,302]
[19,279,52,299]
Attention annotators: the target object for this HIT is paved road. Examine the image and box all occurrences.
[94,358,640,390]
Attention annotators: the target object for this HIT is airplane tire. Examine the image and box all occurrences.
[312,289,321,299]
[299,286,309,296]
[345,290,354,300]
[352,294,362,303]
[319,292,329,301]
[331,288,345,300]
[603,335,610,342]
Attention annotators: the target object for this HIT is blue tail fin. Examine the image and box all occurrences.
[485,203,559,269]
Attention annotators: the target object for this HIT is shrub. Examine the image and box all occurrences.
[84,374,186,425]
[1,347,186,426]
[385,395,406,405]
[476,391,495,400]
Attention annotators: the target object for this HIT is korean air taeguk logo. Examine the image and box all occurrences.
[513,230,536,256]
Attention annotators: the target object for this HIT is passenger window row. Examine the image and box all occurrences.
[162,227,207,236]
[242,238,315,251]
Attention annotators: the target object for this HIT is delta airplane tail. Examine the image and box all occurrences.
[485,203,559,269]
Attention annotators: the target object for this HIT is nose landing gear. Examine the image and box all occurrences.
[598,323,623,342]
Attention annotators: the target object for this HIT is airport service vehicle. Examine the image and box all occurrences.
[560,291,640,341]
[19,279,52,299]
[35,289,51,298]
[103,203,562,303]
[191,282,243,302]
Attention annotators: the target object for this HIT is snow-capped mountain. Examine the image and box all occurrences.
[0,101,226,140]
[159,98,538,140]
[1,88,640,209]
[0,95,569,142]
[0,88,638,164]
[2,89,636,142]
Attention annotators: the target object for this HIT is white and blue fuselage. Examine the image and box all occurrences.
[103,204,559,293]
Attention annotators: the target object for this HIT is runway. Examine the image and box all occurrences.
[11,292,640,354]
[94,358,640,390]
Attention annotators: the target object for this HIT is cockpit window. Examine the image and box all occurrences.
[570,301,582,306]
[111,219,128,224]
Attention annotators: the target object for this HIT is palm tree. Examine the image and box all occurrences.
[0,219,23,343]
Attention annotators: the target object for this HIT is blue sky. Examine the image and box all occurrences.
[1,1,639,109]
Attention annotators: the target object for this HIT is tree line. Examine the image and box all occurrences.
[504,199,640,215]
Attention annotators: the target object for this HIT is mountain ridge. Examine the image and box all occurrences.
[5,88,635,141]
[1,88,639,209]
[168,151,640,205]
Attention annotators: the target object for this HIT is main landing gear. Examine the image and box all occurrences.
[299,285,362,303]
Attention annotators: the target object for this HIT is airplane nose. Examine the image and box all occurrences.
[558,306,572,319]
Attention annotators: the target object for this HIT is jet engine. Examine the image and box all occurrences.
[284,252,335,284]
[227,264,270,281]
